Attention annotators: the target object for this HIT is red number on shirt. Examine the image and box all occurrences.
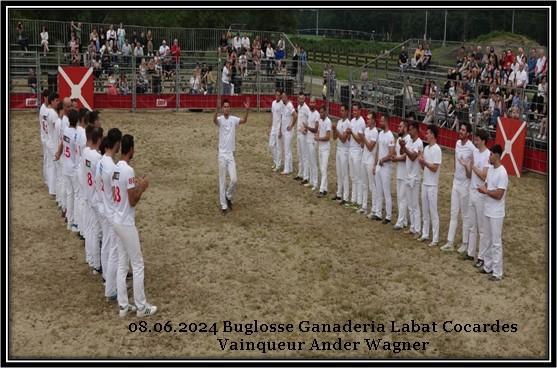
[113,186,121,203]
[64,146,71,158]
[87,172,93,186]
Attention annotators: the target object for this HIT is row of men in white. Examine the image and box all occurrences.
[265,91,509,280]
[38,90,158,316]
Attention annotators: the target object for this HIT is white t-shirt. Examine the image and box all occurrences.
[280,101,295,133]
[112,160,137,226]
[39,103,48,143]
[317,117,332,149]
[484,165,509,218]
[377,130,395,168]
[76,126,87,161]
[222,65,230,84]
[362,126,379,164]
[395,134,412,179]
[422,143,442,186]
[218,115,241,154]
[306,110,320,143]
[47,108,58,150]
[471,148,491,190]
[296,103,310,132]
[454,139,475,183]
[336,118,351,151]
[233,37,242,50]
[61,126,78,176]
[83,147,102,203]
[271,100,283,133]
[241,36,250,50]
[348,117,365,151]
[97,155,117,221]
[41,31,48,42]
[514,70,528,87]
[405,137,424,183]
[159,44,169,57]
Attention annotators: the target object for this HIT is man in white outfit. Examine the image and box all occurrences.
[346,103,365,209]
[214,99,250,214]
[477,144,509,281]
[360,112,378,216]
[45,93,60,198]
[39,89,50,185]
[331,104,350,204]
[295,92,310,182]
[112,134,158,317]
[280,91,297,176]
[417,124,442,247]
[441,122,475,251]
[393,120,412,230]
[269,90,283,172]
[75,108,89,240]
[315,106,331,197]
[373,114,395,224]
[303,98,320,190]
[399,121,423,236]
[463,129,490,267]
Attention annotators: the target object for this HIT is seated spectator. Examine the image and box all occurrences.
[412,43,424,68]
[239,51,248,77]
[121,39,132,65]
[398,46,409,73]
[134,43,144,65]
[534,48,547,84]
[146,30,154,56]
[509,63,528,88]
[92,56,102,78]
[474,45,483,66]
[16,22,29,51]
[27,68,37,93]
[502,48,515,77]
[189,65,201,94]
[219,33,228,53]
[147,58,156,74]
[252,45,261,73]
[119,74,130,95]
[117,23,126,51]
[265,42,275,75]
[455,46,466,69]
[241,33,250,52]
[40,26,49,56]
[205,66,215,94]
[421,44,432,70]
[531,75,547,116]
[69,35,80,65]
[159,40,170,58]
[107,72,118,95]
[536,117,547,140]
[516,47,527,66]
[171,39,181,67]
[90,28,99,51]
[233,33,242,53]
[527,48,537,83]
[401,78,415,108]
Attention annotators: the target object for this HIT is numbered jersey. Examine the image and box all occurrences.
[96,155,117,220]
[111,160,136,226]
[61,126,78,176]
[39,103,48,142]
[82,147,102,203]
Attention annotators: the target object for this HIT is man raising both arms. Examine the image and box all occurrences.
[213,99,250,214]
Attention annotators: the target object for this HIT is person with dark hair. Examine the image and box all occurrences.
[83,125,104,271]
[45,93,60,196]
[463,129,490,266]
[269,89,284,172]
[417,124,442,246]
[477,144,508,281]
[54,109,80,232]
[441,122,475,252]
[303,97,320,190]
[96,128,123,305]
[279,91,298,176]
[399,120,423,236]
[39,89,50,185]
[346,103,366,209]
[393,120,411,230]
[373,114,395,223]
[213,99,250,214]
[360,112,378,217]
[88,110,101,127]
[295,92,311,182]
[315,106,332,197]
[112,134,158,317]
[74,107,90,241]
[54,98,73,217]
[331,104,351,204]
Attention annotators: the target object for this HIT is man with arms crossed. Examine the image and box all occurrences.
[295,92,310,182]
[213,99,250,214]
[315,106,332,198]
[269,90,283,172]
[112,134,158,317]
[441,123,475,251]
[303,98,320,190]
[417,124,442,246]
[331,104,350,204]
[280,91,297,176]
[392,120,412,230]
[399,121,423,236]
[373,114,395,224]
[477,144,508,281]
[346,103,365,209]
[360,112,378,216]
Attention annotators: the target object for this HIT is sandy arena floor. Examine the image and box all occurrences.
[9,109,548,359]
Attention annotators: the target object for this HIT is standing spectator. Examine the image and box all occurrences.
[515,47,526,66]
[90,28,99,51]
[222,61,231,95]
[130,30,138,46]
[107,24,117,46]
[205,66,215,94]
[86,40,97,65]
[455,46,466,69]
[219,33,228,53]
[117,23,126,51]
[139,32,147,49]
[146,30,153,56]
[252,45,261,74]
[72,21,82,43]
[170,39,181,66]
[531,75,547,118]
[98,26,106,49]
[502,48,515,77]
[527,48,537,83]
[134,42,144,66]
[398,45,409,73]
[40,26,49,56]
[300,47,307,81]
[534,48,547,84]
[239,51,248,77]
[27,68,37,93]
[159,40,169,58]
[121,39,132,65]
[265,42,275,75]
[69,35,80,65]
[233,33,242,53]
[16,22,29,51]
[241,33,250,52]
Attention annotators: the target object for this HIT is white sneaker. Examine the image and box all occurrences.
[119,304,137,317]
[358,208,366,214]
[366,212,374,219]
[417,236,429,242]
[311,186,318,192]
[428,241,438,247]
[440,242,454,251]
[457,244,467,254]
[137,304,158,317]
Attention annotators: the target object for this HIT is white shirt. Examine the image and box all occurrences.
[454,139,475,183]
[222,65,230,84]
[395,134,412,179]
[377,130,395,167]
[471,148,491,190]
[296,103,310,132]
[336,118,351,151]
[362,126,379,164]
[484,165,508,218]
[233,37,242,50]
[266,47,275,59]
[306,110,320,143]
[83,147,102,203]
[112,160,136,226]
[514,69,528,87]
[61,126,78,176]
[47,108,58,150]
[159,44,169,57]
[241,36,250,50]
[422,143,442,186]
[97,155,117,221]
[535,56,547,74]
[39,103,48,143]
[317,117,332,149]
[76,126,87,161]
[271,100,283,133]
[280,101,295,133]
[348,117,365,151]
[217,115,241,154]
[107,29,116,40]
[405,137,424,183]
[41,31,48,42]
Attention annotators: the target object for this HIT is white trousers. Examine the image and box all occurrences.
[336,148,350,200]
[375,164,393,220]
[42,141,48,184]
[318,146,330,193]
[268,130,283,169]
[64,174,78,227]
[447,180,471,244]
[360,159,376,211]
[349,149,362,204]
[85,201,102,269]
[103,218,120,298]
[282,129,294,174]
[297,134,307,179]
[56,161,66,209]
[306,141,318,188]
[395,178,408,227]
[467,190,488,259]
[218,152,237,210]
[46,147,56,195]
[406,179,421,234]
[113,224,147,310]
[421,184,439,242]
[483,216,504,278]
